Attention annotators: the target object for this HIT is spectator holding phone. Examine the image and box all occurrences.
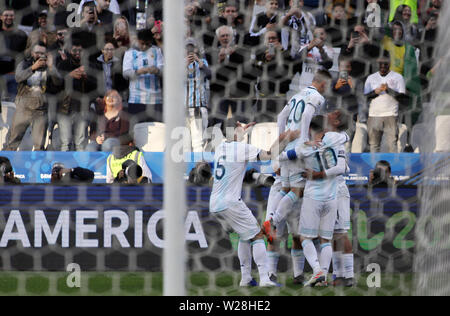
[123,28,164,130]
[5,42,62,151]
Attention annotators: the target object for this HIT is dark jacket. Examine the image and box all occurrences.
[91,54,129,97]
[15,57,63,111]
[0,24,28,74]
[56,53,98,114]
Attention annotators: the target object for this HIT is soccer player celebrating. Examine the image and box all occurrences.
[305,110,354,287]
[279,111,349,287]
[209,120,299,287]
[263,70,332,283]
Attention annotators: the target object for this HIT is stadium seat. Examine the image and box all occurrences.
[351,121,368,153]
[134,122,166,152]
[435,115,450,152]
[250,122,279,151]
[410,123,427,153]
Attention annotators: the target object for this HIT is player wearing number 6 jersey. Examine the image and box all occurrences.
[265,71,332,247]
[209,120,300,287]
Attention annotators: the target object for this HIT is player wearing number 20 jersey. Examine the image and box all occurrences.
[280,86,326,188]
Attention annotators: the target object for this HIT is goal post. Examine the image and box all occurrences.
[163,0,187,296]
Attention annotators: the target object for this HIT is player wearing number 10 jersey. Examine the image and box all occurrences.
[209,120,299,288]
[265,71,332,260]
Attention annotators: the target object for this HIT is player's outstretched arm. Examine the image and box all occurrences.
[258,130,300,161]
[302,157,347,180]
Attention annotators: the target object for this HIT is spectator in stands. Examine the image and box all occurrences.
[123,28,164,129]
[87,90,129,152]
[0,156,21,184]
[48,26,69,61]
[72,0,102,49]
[324,2,357,46]
[331,57,363,116]
[248,0,280,46]
[56,39,98,151]
[5,43,62,152]
[0,7,28,101]
[341,24,381,78]
[215,25,240,64]
[382,20,421,120]
[46,0,69,29]
[389,0,418,24]
[106,134,152,184]
[94,0,116,27]
[50,162,95,184]
[364,54,406,153]
[25,10,57,58]
[151,20,163,51]
[92,40,128,101]
[280,0,315,53]
[113,16,131,60]
[251,30,291,96]
[392,4,419,44]
[185,38,211,152]
[291,27,333,93]
[206,1,245,48]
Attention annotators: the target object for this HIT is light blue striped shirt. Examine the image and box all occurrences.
[123,46,164,105]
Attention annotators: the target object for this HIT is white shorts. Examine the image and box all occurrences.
[299,197,337,240]
[265,180,283,221]
[265,179,301,238]
[334,195,351,233]
[280,159,305,188]
[212,201,261,241]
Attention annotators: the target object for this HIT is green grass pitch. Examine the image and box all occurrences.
[0,272,413,296]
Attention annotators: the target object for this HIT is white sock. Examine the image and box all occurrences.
[266,191,286,220]
[301,239,321,275]
[238,240,252,282]
[319,243,333,279]
[291,249,305,278]
[266,251,280,276]
[332,251,343,278]
[343,253,354,279]
[252,240,270,283]
[273,191,298,226]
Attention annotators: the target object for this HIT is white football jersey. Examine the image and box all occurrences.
[285,86,325,151]
[210,142,261,213]
[301,132,346,201]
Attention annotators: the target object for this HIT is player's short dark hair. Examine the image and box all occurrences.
[313,70,332,83]
[220,118,237,138]
[335,109,351,131]
[310,115,325,133]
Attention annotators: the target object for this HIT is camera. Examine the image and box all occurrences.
[115,160,148,184]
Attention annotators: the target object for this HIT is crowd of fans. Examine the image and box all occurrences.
[0,0,445,154]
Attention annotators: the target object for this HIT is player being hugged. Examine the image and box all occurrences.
[278,111,350,287]
[209,119,300,287]
[263,70,332,284]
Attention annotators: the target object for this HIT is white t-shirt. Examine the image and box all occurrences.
[210,142,261,213]
[284,86,325,150]
[297,45,334,91]
[364,71,405,117]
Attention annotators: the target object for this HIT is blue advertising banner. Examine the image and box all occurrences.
[0,151,448,184]
[0,184,419,272]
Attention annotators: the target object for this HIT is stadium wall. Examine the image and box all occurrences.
[0,184,418,273]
